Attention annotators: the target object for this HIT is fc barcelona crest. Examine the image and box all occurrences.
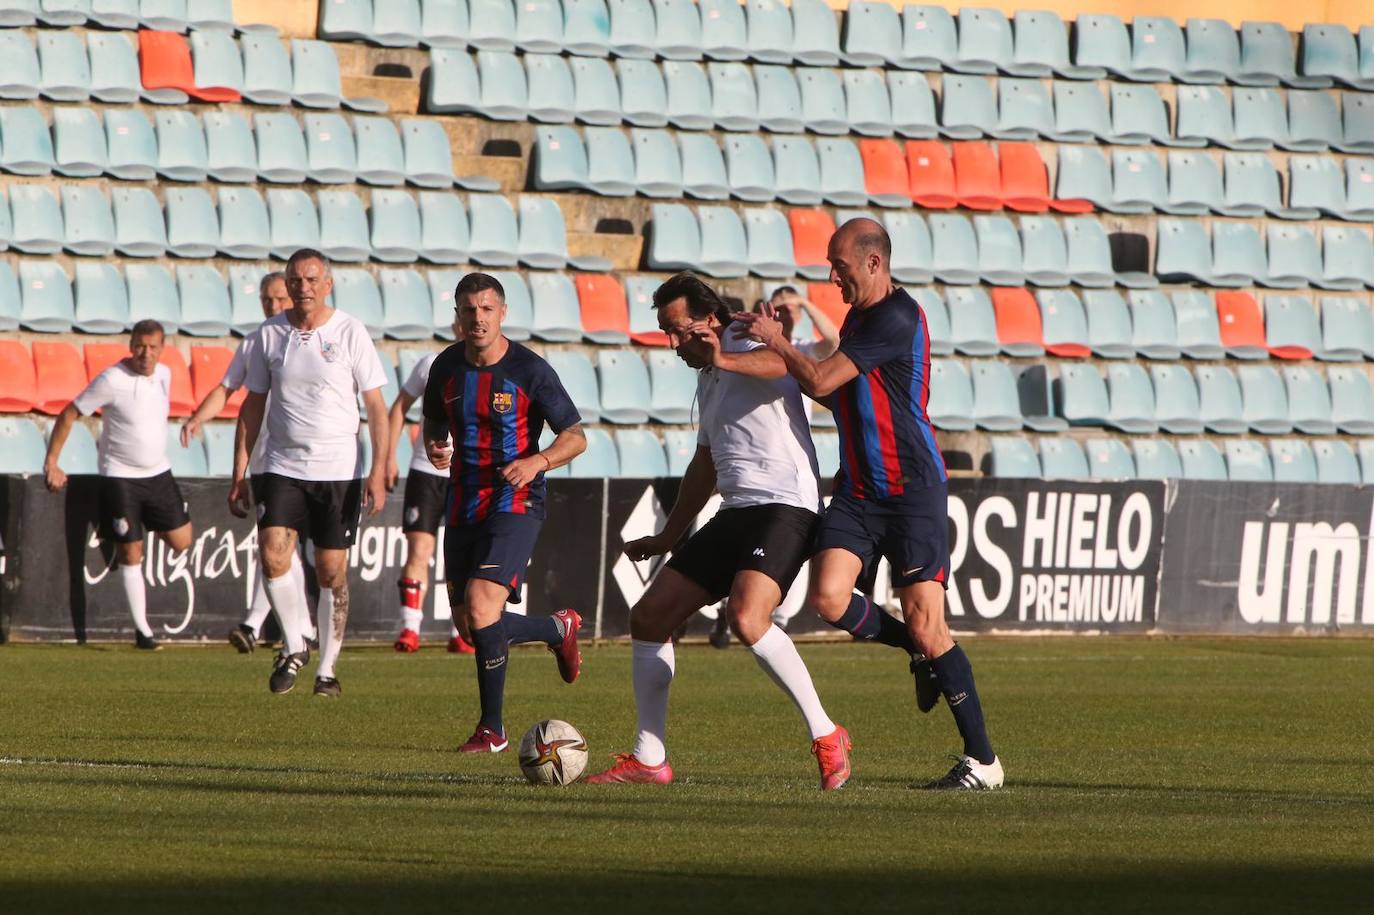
[492,391,514,414]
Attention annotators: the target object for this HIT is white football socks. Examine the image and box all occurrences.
[316,587,343,680]
[401,585,424,634]
[749,625,836,741]
[631,639,675,767]
[119,562,152,638]
[245,551,305,636]
[265,572,307,655]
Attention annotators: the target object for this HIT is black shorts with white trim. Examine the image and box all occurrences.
[255,473,363,550]
[99,471,190,544]
[666,503,818,603]
[402,471,449,535]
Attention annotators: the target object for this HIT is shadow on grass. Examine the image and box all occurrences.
[3,863,1373,914]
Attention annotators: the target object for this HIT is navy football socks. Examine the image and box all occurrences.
[470,619,509,735]
[829,594,917,653]
[931,644,996,765]
[501,611,563,646]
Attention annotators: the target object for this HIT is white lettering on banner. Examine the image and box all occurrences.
[1069,494,1095,568]
[1023,492,1055,567]
[1117,493,1152,571]
[969,496,1013,619]
[945,495,969,617]
[1017,573,1144,623]
[1237,512,1369,627]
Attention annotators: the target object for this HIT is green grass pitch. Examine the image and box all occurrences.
[2,637,1372,913]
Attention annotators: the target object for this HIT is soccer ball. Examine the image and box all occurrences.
[518,719,589,786]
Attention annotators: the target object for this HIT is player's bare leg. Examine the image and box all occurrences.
[898,581,1002,790]
[395,531,434,653]
[312,547,350,697]
[727,571,849,790]
[585,568,709,784]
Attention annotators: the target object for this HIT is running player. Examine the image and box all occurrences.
[586,274,850,789]
[733,218,1003,790]
[43,320,193,650]
[385,314,474,655]
[234,249,390,698]
[421,272,586,753]
[181,271,315,653]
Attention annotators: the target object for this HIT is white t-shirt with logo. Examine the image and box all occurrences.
[73,362,172,479]
[695,325,820,512]
[220,342,271,476]
[243,309,388,482]
[400,352,447,478]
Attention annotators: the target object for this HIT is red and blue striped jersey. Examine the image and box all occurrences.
[830,287,946,501]
[422,341,581,524]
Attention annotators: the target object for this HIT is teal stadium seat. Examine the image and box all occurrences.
[647,202,702,272]
[561,0,610,56]
[1345,92,1374,153]
[1109,149,1168,214]
[111,186,167,258]
[633,129,683,197]
[1231,87,1288,149]
[227,265,264,334]
[254,112,308,183]
[608,0,656,60]
[10,184,64,255]
[1222,152,1295,218]
[304,113,358,185]
[653,0,702,61]
[464,0,515,51]
[425,268,461,339]
[1085,438,1134,480]
[473,50,528,121]
[1082,289,1133,358]
[1319,228,1374,292]
[202,422,234,477]
[61,185,115,257]
[1176,85,1247,148]
[1011,9,1101,79]
[1178,440,1227,480]
[1037,288,1089,356]
[369,189,422,263]
[0,31,39,100]
[1054,146,1113,211]
[697,206,748,278]
[945,286,998,355]
[975,215,1025,286]
[291,39,343,109]
[1265,226,1322,289]
[91,1,142,31]
[316,190,372,262]
[756,65,803,133]
[1287,89,1345,152]
[1150,363,1203,433]
[40,0,89,27]
[331,269,384,338]
[679,133,729,198]
[844,69,893,138]
[743,207,795,278]
[815,138,868,207]
[401,117,454,188]
[1343,159,1374,219]
[842,1,897,68]
[1175,293,1225,359]
[1154,218,1213,285]
[1265,294,1321,359]
[1062,217,1118,287]
[1051,82,1113,144]
[265,188,320,260]
[1105,362,1157,433]
[885,211,933,284]
[37,31,90,102]
[418,191,468,264]
[618,58,668,127]
[1224,440,1272,482]
[928,213,979,285]
[1182,18,1239,84]
[888,71,938,138]
[995,77,1058,142]
[568,427,619,478]
[899,4,955,71]
[0,262,18,331]
[725,134,775,201]
[1329,366,1374,434]
[663,61,713,131]
[188,29,242,100]
[912,287,951,354]
[971,361,1023,431]
[1039,437,1089,479]
[426,48,481,115]
[485,271,532,339]
[202,111,256,184]
[1108,84,1177,147]
[466,194,518,266]
[526,53,575,124]
[792,0,841,67]
[795,68,845,136]
[647,349,696,423]
[73,263,130,334]
[1055,363,1108,426]
[1163,151,1224,216]
[528,272,583,341]
[709,62,758,132]
[988,436,1040,478]
[56,420,100,475]
[662,429,696,476]
[769,137,822,206]
[1313,439,1360,484]
[954,7,1013,75]
[379,269,432,340]
[927,359,972,431]
[569,57,621,125]
[1019,216,1069,287]
[355,116,406,185]
[1016,364,1066,431]
[1238,364,1292,433]
[745,0,791,64]
[516,195,571,270]
[938,75,996,139]
[0,107,55,175]
[240,32,292,105]
[616,429,668,478]
[19,260,73,332]
[87,32,142,104]
[155,109,208,182]
[125,263,180,332]
[1128,290,1181,359]
[175,264,229,336]
[1129,16,1186,83]
[1319,295,1374,359]
[1284,365,1336,434]
[700,0,746,61]
[1073,14,1140,81]
[545,349,601,422]
[1301,23,1362,89]
[141,0,189,32]
[0,417,49,474]
[1131,439,1182,479]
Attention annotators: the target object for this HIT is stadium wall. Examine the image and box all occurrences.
[6,473,1367,642]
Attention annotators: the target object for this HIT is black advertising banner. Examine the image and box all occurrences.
[1159,481,1374,635]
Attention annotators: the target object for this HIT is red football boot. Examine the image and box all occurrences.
[584,753,674,785]
[394,628,420,653]
[458,725,509,754]
[550,608,582,683]
[811,724,852,791]
[447,634,475,654]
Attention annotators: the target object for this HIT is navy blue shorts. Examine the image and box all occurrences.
[443,512,541,604]
[813,484,949,589]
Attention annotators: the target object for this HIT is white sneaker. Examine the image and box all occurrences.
[924,754,1004,790]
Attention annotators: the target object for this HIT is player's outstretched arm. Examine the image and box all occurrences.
[689,322,787,380]
[625,446,717,561]
[384,391,416,490]
[731,304,858,398]
[42,404,79,493]
[229,392,267,517]
[181,384,230,448]
[799,297,841,359]
[361,387,391,516]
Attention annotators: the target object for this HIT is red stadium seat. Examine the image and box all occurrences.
[0,340,38,413]
[904,140,957,209]
[951,141,1002,210]
[806,283,849,330]
[622,279,669,346]
[789,208,836,279]
[858,139,910,207]
[998,142,1051,213]
[1215,291,1267,358]
[190,346,245,418]
[160,347,195,417]
[990,288,1046,356]
[575,274,631,343]
[33,341,86,415]
[83,342,127,381]
[139,30,240,103]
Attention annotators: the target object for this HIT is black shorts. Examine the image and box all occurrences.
[402,471,449,535]
[444,512,541,604]
[666,503,818,602]
[255,473,363,550]
[813,484,950,589]
[99,471,190,543]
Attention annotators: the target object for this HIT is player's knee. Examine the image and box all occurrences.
[725,602,768,646]
[116,541,143,565]
[163,526,192,553]
[628,600,674,643]
[906,602,952,656]
[807,583,851,622]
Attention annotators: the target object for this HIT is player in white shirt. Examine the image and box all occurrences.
[43,320,194,650]
[234,249,391,698]
[586,274,851,790]
[384,314,474,655]
[181,272,316,654]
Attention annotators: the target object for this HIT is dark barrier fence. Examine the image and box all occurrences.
[0,474,1367,641]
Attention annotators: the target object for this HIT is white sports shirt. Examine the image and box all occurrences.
[243,309,388,482]
[220,343,271,475]
[73,362,173,478]
[399,352,446,478]
[696,325,820,512]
